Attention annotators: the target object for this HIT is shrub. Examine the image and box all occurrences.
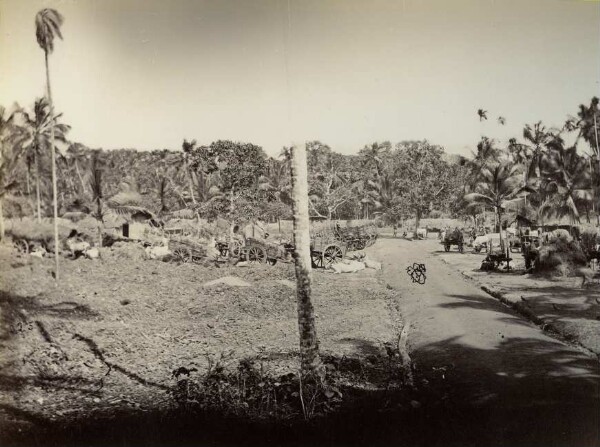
[8,218,74,244]
[580,229,599,259]
[536,238,587,277]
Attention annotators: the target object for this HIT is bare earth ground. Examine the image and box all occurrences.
[1,236,599,446]
[0,242,400,445]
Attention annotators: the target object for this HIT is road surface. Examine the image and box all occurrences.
[371,237,600,447]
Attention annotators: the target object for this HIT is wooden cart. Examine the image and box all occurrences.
[310,235,346,268]
[441,229,464,252]
[168,238,207,264]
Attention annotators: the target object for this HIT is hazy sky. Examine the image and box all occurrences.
[1,0,599,157]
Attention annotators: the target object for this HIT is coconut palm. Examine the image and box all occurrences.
[522,121,551,180]
[464,162,532,250]
[181,138,199,205]
[0,106,25,241]
[366,169,396,218]
[18,98,69,221]
[498,116,506,125]
[576,97,600,156]
[539,137,591,225]
[290,143,324,382]
[477,109,488,121]
[36,7,64,279]
[360,141,391,177]
[65,143,90,195]
[468,136,502,185]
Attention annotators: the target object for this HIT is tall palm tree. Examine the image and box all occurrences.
[464,162,531,251]
[0,105,25,241]
[540,137,591,225]
[65,142,90,195]
[477,109,488,121]
[19,98,69,221]
[36,8,64,280]
[290,143,324,382]
[468,136,502,185]
[522,121,551,180]
[181,139,198,205]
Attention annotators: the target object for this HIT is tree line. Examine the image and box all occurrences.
[2,97,599,238]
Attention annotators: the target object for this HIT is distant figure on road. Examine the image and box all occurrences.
[393,223,397,238]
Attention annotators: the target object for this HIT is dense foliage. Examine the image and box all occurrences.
[1,96,599,231]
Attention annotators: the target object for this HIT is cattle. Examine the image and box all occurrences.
[84,247,100,259]
[416,228,428,240]
[145,245,171,260]
[66,239,91,258]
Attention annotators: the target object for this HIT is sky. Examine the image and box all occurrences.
[1,0,599,157]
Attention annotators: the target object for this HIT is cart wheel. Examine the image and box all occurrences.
[15,239,29,254]
[173,248,190,263]
[218,244,229,257]
[231,241,241,257]
[323,245,343,267]
[355,239,366,250]
[444,244,450,252]
[311,251,324,268]
[247,246,266,264]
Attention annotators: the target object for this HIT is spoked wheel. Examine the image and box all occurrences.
[323,245,343,268]
[15,239,29,254]
[173,247,191,263]
[247,246,266,264]
[311,251,324,269]
[230,241,241,258]
[217,243,229,257]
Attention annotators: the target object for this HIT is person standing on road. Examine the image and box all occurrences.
[393,223,397,238]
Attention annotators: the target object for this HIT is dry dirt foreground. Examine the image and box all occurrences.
[0,243,400,443]
[370,237,600,446]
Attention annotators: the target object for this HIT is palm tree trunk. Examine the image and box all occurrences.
[290,144,324,381]
[0,197,4,242]
[185,160,196,205]
[497,208,504,252]
[35,156,42,222]
[74,159,87,194]
[45,50,60,281]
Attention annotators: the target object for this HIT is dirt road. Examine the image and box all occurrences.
[371,237,600,447]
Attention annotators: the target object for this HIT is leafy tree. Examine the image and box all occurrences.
[306,141,358,219]
[36,7,64,279]
[394,141,454,229]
